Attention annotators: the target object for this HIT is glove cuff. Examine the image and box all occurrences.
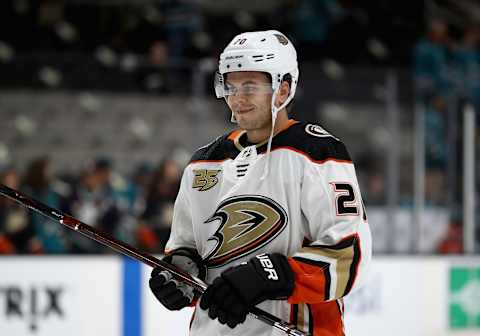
[250,253,295,299]
[220,253,295,306]
[163,247,207,280]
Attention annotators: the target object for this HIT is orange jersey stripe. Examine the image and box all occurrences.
[310,301,344,336]
[227,129,243,141]
[189,147,352,166]
[288,258,328,304]
[290,301,344,336]
[278,119,299,132]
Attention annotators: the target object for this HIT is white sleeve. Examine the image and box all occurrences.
[164,167,197,252]
[288,159,372,304]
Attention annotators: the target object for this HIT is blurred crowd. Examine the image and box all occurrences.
[413,17,480,254]
[0,0,426,92]
[0,0,421,65]
[414,18,480,169]
[1,1,479,255]
[0,156,182,255]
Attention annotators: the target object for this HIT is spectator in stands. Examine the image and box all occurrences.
[413,18,452,98]
[138,159,181,253]
[130,162,155,215]
[423,95,449,206]
[140,40,172,94]
[158,0,205,62]
[22,156,70,253]
[452,23,480,107]
[0,166,40,254]
[425,95,448,169]
[413,19,453,208]
[287,0,346,60]
[67,158,122,253]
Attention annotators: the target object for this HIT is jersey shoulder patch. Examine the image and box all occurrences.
[303,123,340,140]
[272,121,352,163]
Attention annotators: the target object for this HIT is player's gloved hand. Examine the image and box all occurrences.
[149,247,206,311]
[200,253,294,328]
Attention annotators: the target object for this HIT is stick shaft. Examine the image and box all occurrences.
[0,183,308,336]
[0,184,205,290]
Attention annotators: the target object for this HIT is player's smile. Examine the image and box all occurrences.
[235,107,255,115]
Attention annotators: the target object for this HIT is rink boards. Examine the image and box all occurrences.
[1,256,479,336]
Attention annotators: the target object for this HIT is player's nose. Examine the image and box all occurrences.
[228,95,248,108]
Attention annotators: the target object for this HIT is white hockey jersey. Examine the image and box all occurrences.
[165,120,372,336]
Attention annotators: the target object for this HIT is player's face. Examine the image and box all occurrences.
[225,72,273,132]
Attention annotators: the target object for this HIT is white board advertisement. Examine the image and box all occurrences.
[344,258,448,336]
[1,256,480,336]
[0,257,121,336]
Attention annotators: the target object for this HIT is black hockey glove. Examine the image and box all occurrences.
[149,247,206,311]
[200,253,294,328]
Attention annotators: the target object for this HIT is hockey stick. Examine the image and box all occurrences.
[0,184,309,336]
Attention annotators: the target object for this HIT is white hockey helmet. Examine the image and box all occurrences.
[215,30,299,117]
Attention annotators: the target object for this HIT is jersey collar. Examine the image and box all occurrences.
[228,119,298,152]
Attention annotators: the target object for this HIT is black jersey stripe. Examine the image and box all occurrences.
[256,121,351,162]
[343,236,362,296]
[307,234,362,297]
[307,304,314,335]
[296,234,361,300]
[291,304,299,327]
[190,132,239,162]
[190,121,351,163]
[310,235,358,250]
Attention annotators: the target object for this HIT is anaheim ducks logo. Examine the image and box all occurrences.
[205,195,288,267]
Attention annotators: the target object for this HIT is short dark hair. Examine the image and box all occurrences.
[282,73,294,113]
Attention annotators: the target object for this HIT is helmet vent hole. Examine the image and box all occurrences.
[261,38,266,42]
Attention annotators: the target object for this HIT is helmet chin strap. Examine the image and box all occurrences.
[226,80,290,179]
[227,97,237,123]
[260,89,290,180]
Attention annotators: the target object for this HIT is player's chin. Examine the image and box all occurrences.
[235,117,254,129]
[234,113,246,123]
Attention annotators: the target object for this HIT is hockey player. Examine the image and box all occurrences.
[149,30,372,336]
